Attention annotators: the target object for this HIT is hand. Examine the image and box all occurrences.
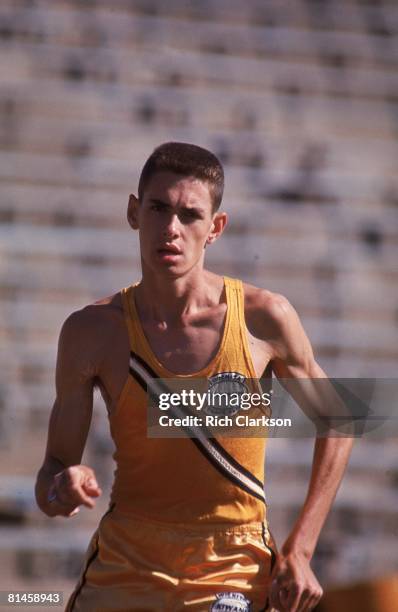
[269,550,323,611]
[47,465,102,517]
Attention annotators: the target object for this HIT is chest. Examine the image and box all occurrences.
[98,303,272,412]
[139,308,271,378]
[140,306,227,375]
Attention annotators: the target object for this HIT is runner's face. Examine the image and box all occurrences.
[131,172,221,277]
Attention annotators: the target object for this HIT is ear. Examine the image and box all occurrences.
[206,211,228,245]
[127,194,139,230]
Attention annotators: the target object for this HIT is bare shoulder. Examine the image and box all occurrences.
[59,291,124,356]
[242,281,316,370]
[242,281,298,341]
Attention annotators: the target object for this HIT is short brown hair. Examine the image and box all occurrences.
[138,142,224,212]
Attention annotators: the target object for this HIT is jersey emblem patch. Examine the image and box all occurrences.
[206,372,249,417]
[209,591,251,611]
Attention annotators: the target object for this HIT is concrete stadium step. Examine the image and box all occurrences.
[0,525,92,581]
[3,70,398,150]
[0,148,395,205]
[208,231,398,271]
[3,0,396,36]
[314,355,398,378]
[1,107,398,178]
[0,4,393,70]
[0,223,137,258]
[1,34,398,105]
[0,525,93,552]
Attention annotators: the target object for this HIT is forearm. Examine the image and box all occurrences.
[282,436,354,560]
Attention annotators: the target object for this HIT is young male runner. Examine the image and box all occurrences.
[35,142,353,611]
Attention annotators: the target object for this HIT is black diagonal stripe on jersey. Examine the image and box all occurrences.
[128,366,147,393]
[131,351,160,380]
[128,354,265,503]
[190,436,266,504]
[171,408,265,503]
[160,403,265,495]
[208,435,265,490]
[260,361,273,379]
[175,416,265,494]
[129,353,171,397]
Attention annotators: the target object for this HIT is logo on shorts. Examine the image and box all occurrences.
[209,591,251,611]
[206,372,249,417]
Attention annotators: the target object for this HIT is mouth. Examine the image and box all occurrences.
[157,244,182,255]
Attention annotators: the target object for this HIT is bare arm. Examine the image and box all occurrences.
[35,309,102,517]
[252,291,353,611]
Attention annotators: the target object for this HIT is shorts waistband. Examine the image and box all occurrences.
[108,503,268,537]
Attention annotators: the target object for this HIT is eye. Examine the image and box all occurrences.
[151,203,166,212]
[181,209,202,221]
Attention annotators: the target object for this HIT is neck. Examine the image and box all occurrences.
[135,266,220,325]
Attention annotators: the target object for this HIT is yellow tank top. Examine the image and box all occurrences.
[109,276,269,525]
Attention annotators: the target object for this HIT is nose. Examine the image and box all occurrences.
[163,213,180,239]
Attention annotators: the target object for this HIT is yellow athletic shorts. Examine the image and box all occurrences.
[65,504,276,612]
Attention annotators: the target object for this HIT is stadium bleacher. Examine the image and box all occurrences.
[0,0,397,600]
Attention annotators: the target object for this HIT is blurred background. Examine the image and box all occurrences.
[0,0,397,610]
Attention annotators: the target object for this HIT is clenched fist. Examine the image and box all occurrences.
[269,550,323,611]
[46,465,102,517]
